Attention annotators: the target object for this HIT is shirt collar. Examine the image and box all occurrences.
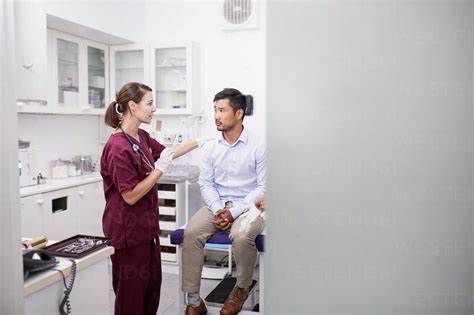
[218,126,248,146]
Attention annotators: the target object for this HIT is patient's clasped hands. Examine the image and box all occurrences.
[213,208,234,231]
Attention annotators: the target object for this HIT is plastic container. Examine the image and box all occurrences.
[50,159,68,179]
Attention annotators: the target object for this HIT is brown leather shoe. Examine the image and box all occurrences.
[220,286,249,315]
[185,299,207,315]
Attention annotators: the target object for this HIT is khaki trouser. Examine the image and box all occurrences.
[182,206,264,293]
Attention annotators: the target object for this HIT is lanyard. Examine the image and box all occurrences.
[119,126,155,172]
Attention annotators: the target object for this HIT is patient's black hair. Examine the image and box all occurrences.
[213,88,247,121]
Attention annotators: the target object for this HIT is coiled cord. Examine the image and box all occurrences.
[56,259,77,315]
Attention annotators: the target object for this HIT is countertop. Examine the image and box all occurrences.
[23,245,114,297]
[20,167,199,198]
[20,173,103,197]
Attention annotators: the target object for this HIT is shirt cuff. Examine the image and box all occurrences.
[209,200,224,214]
[229,205,245,220]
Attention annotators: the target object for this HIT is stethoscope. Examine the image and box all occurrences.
[119,126,155,173]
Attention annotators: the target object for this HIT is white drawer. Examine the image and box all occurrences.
[159,236,173,247]
[160,220,176,231]
[158,191,176,199]
[160,206,176,216]
[161,252,177,262]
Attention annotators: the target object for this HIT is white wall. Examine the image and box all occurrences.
[44,0,146,43]
[144,0,267,140]
[266,1,472,315]
[18,114,104,178]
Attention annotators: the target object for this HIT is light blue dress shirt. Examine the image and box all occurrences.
[199,127,266,219]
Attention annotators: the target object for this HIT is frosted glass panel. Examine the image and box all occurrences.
[115,50,144,94]
[88,47,105,108]
[57,39,79,107]
[155,47,187,109]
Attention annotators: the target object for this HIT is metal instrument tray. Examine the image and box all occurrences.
[43,234,113,259]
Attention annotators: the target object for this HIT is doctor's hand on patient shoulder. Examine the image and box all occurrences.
[155,148,176,174]
[213,208,234,231]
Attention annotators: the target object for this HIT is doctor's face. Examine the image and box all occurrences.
[132,90,155,124]
[214,99,241,132]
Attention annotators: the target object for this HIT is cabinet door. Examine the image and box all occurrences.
[150,42,196,115]
[20,194,45,238]
[77,182,105,236]
[42,187,78,241]
[87,43,109,111]
[15,1,48,104]
[110,44,150,96]
[50,30,81,111]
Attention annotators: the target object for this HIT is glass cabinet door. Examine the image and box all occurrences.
[155,47,187,110]
[57,39,79,107]
[114,50,144,94]
[87,47,106,109]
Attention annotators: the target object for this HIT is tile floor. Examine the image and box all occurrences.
[108,263,259,315]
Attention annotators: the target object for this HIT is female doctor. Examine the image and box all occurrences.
[101,82,209,315]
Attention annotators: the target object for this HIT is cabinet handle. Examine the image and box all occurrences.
[78,190,85,196]
[37,198,44,205]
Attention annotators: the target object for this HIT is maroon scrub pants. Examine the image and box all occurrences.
[111,239,162,315]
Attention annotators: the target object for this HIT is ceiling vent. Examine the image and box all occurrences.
[221,0,259,31]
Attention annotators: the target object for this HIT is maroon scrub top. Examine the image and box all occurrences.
[100,128,166,249]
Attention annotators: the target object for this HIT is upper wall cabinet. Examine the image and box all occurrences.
[18,29,109,115]
[14,1,48,104]
[50,30,109,115]
[110,44,150,99]
[110,42,198,116]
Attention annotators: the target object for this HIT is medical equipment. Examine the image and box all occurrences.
[119,127,155,172]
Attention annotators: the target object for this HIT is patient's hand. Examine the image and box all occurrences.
[214,208,233,230]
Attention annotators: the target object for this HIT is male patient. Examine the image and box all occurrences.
[182,88,266,315]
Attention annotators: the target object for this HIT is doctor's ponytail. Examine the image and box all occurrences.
[104,82,152,129]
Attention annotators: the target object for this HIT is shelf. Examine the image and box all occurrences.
[88,65,105,71]
[115,67,144,71]
[156,65,186,69]
[88,86,105,90]
[58,58,79,65]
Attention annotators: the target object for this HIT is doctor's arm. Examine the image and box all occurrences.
[171,136,215,159]
[121,151,174,205]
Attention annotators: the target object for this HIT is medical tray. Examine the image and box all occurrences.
[43,234,113,259]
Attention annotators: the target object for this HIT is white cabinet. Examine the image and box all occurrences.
[21,194,46,238]
[14,1,48,103]
[110,42,198,116]
[77,182,105,236]
[150,43,197,115]
[158,180,201,263]
[41,187,79,241]
[110,44,150,96]
[21,181,105,240]
[18,30,109,115]
[49,30,109,115]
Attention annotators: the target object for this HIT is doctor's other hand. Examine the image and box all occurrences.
[155,148,175,174]
[195,136,216,148]
[213,208,233,231]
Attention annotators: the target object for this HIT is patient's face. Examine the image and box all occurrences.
[214,99,240,132]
